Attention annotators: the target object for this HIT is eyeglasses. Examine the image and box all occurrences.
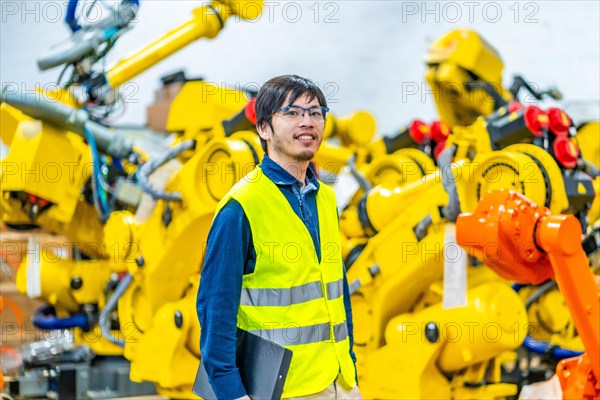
[274,105,329,123]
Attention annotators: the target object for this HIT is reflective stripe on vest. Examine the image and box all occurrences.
[240,281,323,306]
[326,278,344,300]
[247,321,349,347]
[240,278,344,306]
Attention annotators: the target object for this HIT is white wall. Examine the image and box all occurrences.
[1,0,599,139]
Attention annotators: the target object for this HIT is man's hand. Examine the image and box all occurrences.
[234,396,251,400]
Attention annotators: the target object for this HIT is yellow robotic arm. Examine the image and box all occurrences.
[35,0,263,106]
[107,0,263,87]
[425,29,512,127]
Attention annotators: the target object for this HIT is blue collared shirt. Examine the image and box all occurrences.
[197,155,356,399]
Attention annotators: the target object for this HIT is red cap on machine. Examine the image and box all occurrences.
[244,98,257,125]
[553,137,579,168]
[27,194,49,207]
[430,121,450,143]
[523,105,549,137]
[547,107,571,136]
[408,119,430,144]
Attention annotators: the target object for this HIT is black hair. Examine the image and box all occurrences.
[255,75,327,153]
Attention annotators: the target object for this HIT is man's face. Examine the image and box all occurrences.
[258,93,325,164]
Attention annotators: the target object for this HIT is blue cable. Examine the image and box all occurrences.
[112,157,125,172]
[522,336,583,359]
[66,0,140,32]
[97,157,110,213]
[104,27,119,40]
[84,126,110,219]
[32,305,90,330]
[511,283,524,292]
[65,0,81,32]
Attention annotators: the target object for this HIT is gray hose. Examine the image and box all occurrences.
[138,140,195,201]
[438,144,461,222]
[348,153,372,192]
[524,280,557,309]
[1,88,133,158]
[414,214,433,241]
[38,2,137,70]
[99,272,133,347]
[582,159,600,178]
[89,158,106,221]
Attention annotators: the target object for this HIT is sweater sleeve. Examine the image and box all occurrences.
[197,198,251,399]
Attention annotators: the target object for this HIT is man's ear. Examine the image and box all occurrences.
[257,122,272,141]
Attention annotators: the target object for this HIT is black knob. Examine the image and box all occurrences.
[425,322,439,343]
[70,276,83,290]
[136,255,145,267]
[174,310,183,329]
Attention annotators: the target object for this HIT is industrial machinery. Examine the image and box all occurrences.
[425,29,513,128]
[1,1,386,396]
[341,104,597,398]
[424,28,599,358]
[337,29,598,398]
[1,12,598,399]
[1,0,264,398]
[2,94,263,397]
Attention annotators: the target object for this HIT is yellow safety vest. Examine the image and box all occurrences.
[215,166,356,397]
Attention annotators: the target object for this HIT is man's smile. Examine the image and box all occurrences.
[295,132,317,141]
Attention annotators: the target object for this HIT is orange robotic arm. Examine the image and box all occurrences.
[456,189,599,399]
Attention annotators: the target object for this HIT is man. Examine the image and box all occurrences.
[197,75,361,399]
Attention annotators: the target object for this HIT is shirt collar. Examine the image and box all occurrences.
[260,155,320,190]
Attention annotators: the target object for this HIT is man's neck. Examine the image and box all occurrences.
[268,154,309,186]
